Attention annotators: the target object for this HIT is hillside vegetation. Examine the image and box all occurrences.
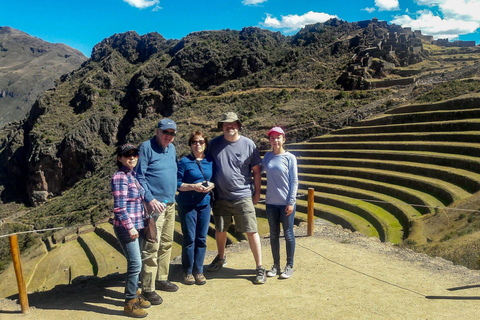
[2,18,480,291]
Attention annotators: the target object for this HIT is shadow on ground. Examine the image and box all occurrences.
[1,273,127,316]
[0,263,259,316]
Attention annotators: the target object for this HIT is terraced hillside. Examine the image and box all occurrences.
[4,94,480,296]
[282,95,480,244]
[0,214,272,297]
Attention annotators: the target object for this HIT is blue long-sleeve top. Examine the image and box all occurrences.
[135,136,177,204]
[177,154,213,206]
[261,151,298,206]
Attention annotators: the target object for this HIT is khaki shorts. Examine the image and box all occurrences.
[212,197,258,233]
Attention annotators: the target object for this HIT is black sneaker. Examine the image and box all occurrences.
[206,255,227,272]
[266,265,280,277]
[142,291,163,305]
[279,265,293,279]
[155,280,179,292]
[253,266,266,284]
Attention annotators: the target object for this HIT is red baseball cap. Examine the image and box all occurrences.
[267,126,285,136]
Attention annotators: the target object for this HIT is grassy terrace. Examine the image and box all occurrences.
[352,108,480,126]
[332,119,480,134]
[294,151,480,174]
[289,141,480,157]
[310,132,480,143]
[275,95,480,245]
[295,157,480,193]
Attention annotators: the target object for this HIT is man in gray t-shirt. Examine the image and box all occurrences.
[206,112,266,284]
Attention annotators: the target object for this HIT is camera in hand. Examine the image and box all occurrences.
[202,181,209,187]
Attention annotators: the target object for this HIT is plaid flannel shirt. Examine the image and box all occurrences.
[111,167,146,231]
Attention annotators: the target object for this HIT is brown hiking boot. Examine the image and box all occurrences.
[195,273,206,285]
[183,273,195,285]
[124,298,148,318]
[136,290,151,308]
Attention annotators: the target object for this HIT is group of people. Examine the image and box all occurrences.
[111,112,298,318]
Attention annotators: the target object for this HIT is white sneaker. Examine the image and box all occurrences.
[266,265,279,277]
[279,265,293,279]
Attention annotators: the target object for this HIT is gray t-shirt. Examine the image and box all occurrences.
[208,135,261,201]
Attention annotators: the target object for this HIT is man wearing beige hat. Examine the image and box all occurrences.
[206,112,266,284]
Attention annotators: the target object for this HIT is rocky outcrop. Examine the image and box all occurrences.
[336,19,427,90]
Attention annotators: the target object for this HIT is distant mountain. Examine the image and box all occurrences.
[0,26,87,127]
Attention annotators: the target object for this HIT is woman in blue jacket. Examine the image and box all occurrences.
[177,130,214,285]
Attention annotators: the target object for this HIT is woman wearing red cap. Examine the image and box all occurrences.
[111,143,150,317]
[261,127,298,279]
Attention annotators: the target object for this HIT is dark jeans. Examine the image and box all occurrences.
[115,227,142,301]
[178,202,211,274]
[266,204,296,267]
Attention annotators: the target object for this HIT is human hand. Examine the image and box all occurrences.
[149,199,166,214]
[285,205,294,216]
[129,228,139,239]
[253,192,260,205]
[193,182,212,193]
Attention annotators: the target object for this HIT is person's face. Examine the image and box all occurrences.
[269,133,285,149]
[222,121,239,138]
[190,135,206,154]
[118,150,139,170]
[156,128,176,148]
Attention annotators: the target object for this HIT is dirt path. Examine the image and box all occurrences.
[2,223,480,319]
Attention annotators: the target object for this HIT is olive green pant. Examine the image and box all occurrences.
[141,203,175,292]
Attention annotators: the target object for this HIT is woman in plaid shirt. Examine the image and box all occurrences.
[111,143,151,318]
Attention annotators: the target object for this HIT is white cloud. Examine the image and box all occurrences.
[363,7,377,13]
[414,0,480,21]
[123,0,160,9]
[391,10,480,39]
[375,0,400,11]
[242,0,268,5]
[262,11,338,33]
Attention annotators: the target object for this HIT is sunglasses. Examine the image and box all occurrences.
[162,130,176,136]
[191,140,205,145]
[123,151,139,157]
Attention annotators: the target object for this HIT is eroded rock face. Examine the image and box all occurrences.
[26,147,63,205]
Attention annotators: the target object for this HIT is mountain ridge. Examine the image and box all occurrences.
[0,26,87,127]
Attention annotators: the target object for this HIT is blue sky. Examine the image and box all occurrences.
[1,0,480,57]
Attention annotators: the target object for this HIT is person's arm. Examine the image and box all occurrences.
[112,172,134,231]
[285,154,298,216]
[136,142,165,213]
[135,143,154,202]
[252,164,261,205]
